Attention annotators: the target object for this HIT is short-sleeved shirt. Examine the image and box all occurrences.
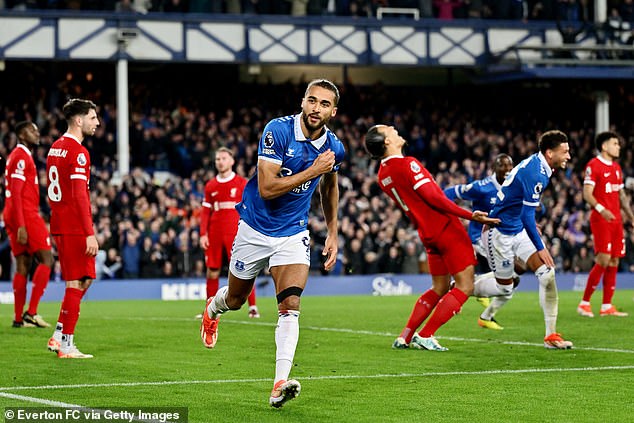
[584,155,623,221]
[237,114,346,237]
[46,133,93,236]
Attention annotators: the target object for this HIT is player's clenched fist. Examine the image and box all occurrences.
[312,149,335,175]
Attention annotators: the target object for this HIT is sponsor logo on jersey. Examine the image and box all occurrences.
[77,153,87,166]
[286,148,295,157]
[230,188,237,198]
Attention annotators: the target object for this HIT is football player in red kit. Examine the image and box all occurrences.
[5,121,54,328]
[46,99,100,358]
[199,147,259,318]
[577,132,634,317]
[364,124,500,351]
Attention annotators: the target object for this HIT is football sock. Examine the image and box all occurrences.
[419,288,468,338]
[472,272,513,297]
[53,322,63,342]
[480,293,513,320]
[582,263,605,302]
[27,264,51,316]
[536,265,558,336]
[60,333,74,352]
[602,265,617,305]
[274,310,300,385]
[207,285,229,318]
[60,288,83,335]
[12,273,27,322]
[400,289,440,343]
[247,286,257,307]
[206,276,219,299]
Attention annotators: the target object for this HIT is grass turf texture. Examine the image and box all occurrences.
[1,290,633,422]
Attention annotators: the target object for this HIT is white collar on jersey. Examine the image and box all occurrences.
[596,154,613,166]
[216,172,236,183]
[489,174,502,191]
[537,152,553,178]
[293,113,328,150]
[62,132,82,145]
[16,144,31,155]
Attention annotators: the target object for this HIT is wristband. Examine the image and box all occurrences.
[594,203,605,213]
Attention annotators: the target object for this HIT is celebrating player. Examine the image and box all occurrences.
[577,131,634,317]
[445,154,526,330]
[364,124,500,352]
[5,121,54,328]
[46,99,100,359]
[478,130,573,349]
[199,79,345,408]
[198,147,259,319]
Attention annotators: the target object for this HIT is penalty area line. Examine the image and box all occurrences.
[2,365,634,392]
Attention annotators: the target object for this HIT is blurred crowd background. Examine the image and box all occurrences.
[0,65,633,281]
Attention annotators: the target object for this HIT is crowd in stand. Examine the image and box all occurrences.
[0,79,633,281]
[2,0,634,23]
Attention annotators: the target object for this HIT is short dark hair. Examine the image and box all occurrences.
[538,130,568,154]
[494,153,512,167]
[63,98,97,122]
[364,125,387,160]
[305,79,340,106]
[595,131,619,152]
[15,121,32,137]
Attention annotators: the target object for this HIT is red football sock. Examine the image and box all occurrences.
[27,264,51,316]
[60,288,83,335]
[419,288,468,338]
[247,286,257,307]
[206,277,219,299]
[12,273,27,322]
[602,266,618,305]
[400,290,441,343]
[582,263,605,302]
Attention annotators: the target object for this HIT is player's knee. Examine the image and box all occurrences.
[276,286,303,309]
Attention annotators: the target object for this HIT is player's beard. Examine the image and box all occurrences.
[302,113,328,134]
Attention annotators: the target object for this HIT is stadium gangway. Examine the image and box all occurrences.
[494,44,634,67]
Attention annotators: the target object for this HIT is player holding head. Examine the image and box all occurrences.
[5,121,54,328]
[364,124,500,351]
[46,98,100,358]
[198,146,258,319]
[577,131,634,317]
[478,130,573,349]
[200,79,345,407]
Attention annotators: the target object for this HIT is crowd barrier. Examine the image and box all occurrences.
[1,273,633,304]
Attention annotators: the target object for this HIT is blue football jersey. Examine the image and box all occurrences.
[490,152,552,237]
[444,175,501,243]
[237,114,346,237]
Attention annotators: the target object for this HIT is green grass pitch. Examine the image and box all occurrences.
[1,290,633,422]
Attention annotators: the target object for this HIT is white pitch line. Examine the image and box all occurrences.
[2,365,634,393]
[0,392,83,407]
[98,316,634,354]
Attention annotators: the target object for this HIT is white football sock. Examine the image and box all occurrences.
[536,265,558,336]
[53,322,63,341]
[207,286,229,318]
[480,293,513,320]
[60,334,74,353]
[473,272,513,297]
[274,310,300,384]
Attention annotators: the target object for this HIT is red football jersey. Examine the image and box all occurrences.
[200,172,247,237]
[584,156,623,220]
[378,155,472,243]
[46,133,94,236]
[4,144,40,226]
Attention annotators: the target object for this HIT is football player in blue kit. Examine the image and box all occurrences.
[200,79,345,407]
[476,130,573,349]
[445,154,526,330]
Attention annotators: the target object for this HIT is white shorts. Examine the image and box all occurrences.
[482,227,538,279]
[473,238,487,258]
[229,220,311,279]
